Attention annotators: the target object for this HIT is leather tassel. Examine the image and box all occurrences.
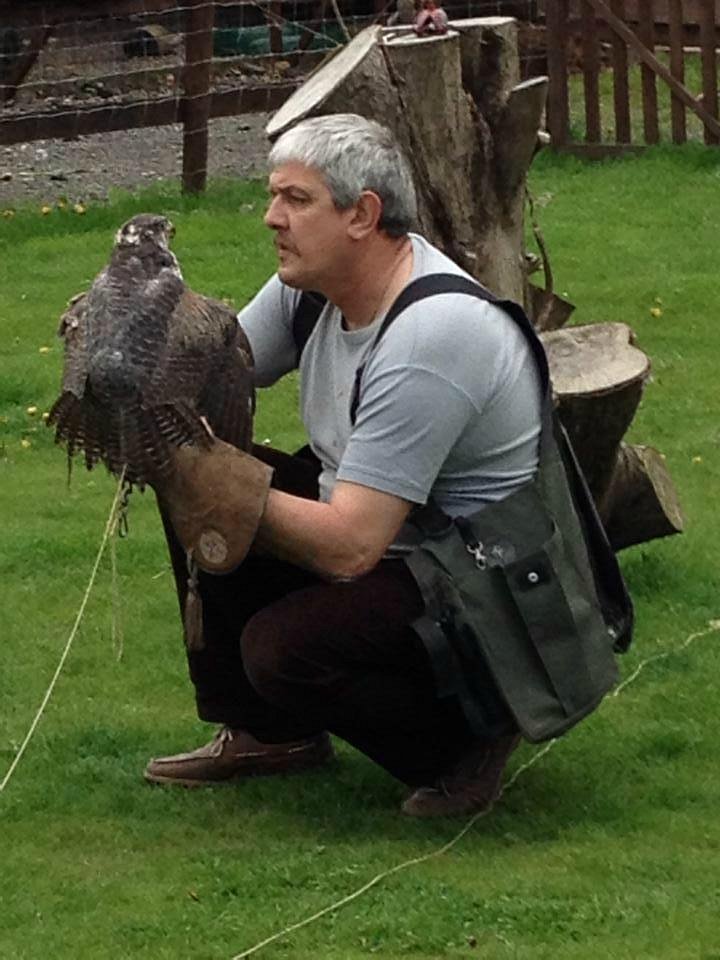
[183,551,205,652]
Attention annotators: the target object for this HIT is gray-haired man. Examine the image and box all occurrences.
[146,114,541,816]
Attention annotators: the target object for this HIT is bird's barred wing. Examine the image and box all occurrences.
[55,290,91,397]
[143,289,255,452]
[197,319,255,452]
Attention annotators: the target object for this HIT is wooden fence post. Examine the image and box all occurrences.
[699,0,720,146]
[610,0,631,143]
[638,0,659,144]
[546,0,570,146]
[182,0,215,194]
[581,0,601,142]
[269,1,283,54]
[668,0,686,144]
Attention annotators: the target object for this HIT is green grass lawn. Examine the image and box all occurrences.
[1,147,720,959]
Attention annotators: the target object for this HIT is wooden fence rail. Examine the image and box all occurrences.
[545,0,720,154]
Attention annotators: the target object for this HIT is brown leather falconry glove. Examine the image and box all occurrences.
[155,439,274,575]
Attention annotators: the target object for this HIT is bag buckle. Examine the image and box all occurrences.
[465,540,487,570]
[454,516,488,569]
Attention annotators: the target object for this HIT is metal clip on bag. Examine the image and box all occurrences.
[347,274,634,744]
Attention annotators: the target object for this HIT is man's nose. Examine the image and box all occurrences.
[264,195,285,229]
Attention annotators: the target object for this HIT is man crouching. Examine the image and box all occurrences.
[145,114,544,816]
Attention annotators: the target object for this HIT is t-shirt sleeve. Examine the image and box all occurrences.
[336,362,475,504]
[237,274,302,387]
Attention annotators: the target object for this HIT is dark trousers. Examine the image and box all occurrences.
[160,447,481,787]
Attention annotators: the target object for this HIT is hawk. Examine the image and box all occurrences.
[48,213,255,486]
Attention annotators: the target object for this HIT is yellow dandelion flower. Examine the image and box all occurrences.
[20,438,31,449]
[2,209,14,219]
[26,405,38,416]
[39,345,50,354]
[41,411,50,421]
[41,205,52,216]
[649,306,662,318]
[692,456,703,464]
[74,202,86,215]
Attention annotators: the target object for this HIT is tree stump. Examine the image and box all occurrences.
[266,18,684,550]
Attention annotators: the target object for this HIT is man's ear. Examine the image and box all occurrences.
[347,190,383,240]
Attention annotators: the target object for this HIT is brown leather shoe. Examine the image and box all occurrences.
[401,733,521,818]
[144,726,334,787]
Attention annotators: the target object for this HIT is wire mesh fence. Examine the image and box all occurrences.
[0,0,543,199]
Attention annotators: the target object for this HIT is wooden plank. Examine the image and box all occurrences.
[0,83,298,146]
[668,0,686,143]
[637,0,659,144]
[581,0,601,142]
[610,0,631,142]
[182,0,215,193]
[545,0,570,146]
[0,97,182,145]
[269,1,283,55]
[586,0,720,141]
[699,0,720,145]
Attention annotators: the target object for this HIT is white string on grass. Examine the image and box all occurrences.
[0,469,127,795]
[229,617,720,960]
[109,507,125,662]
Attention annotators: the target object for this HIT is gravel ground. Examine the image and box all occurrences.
[0,112,272,208]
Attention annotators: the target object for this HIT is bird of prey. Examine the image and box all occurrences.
[48,213,255,486]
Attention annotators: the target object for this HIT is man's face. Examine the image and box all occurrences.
[264,162,355,290]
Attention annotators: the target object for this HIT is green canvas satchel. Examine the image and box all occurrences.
[352,273,634,743]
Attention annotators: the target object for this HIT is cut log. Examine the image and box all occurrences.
[543,322,683,549]
[543,322,649,503]
[603,443,685,551]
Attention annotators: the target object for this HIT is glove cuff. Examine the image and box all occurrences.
[157,440,274,574]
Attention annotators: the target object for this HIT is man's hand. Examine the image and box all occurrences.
[154,440,273,574]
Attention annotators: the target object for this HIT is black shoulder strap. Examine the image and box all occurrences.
[292,291,327,363]
[350,272,550,425]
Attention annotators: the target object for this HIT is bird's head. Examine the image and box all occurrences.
[115,214,176,251]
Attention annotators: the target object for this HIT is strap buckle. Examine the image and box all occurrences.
[465,540,487,570]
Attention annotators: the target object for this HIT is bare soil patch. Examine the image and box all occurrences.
[0,112,271,208]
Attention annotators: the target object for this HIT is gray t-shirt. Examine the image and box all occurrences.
[239,234,542,548]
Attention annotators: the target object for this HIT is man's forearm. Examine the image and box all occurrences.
[255,489,381,581]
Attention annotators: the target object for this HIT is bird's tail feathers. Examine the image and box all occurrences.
[48,392,212,486]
